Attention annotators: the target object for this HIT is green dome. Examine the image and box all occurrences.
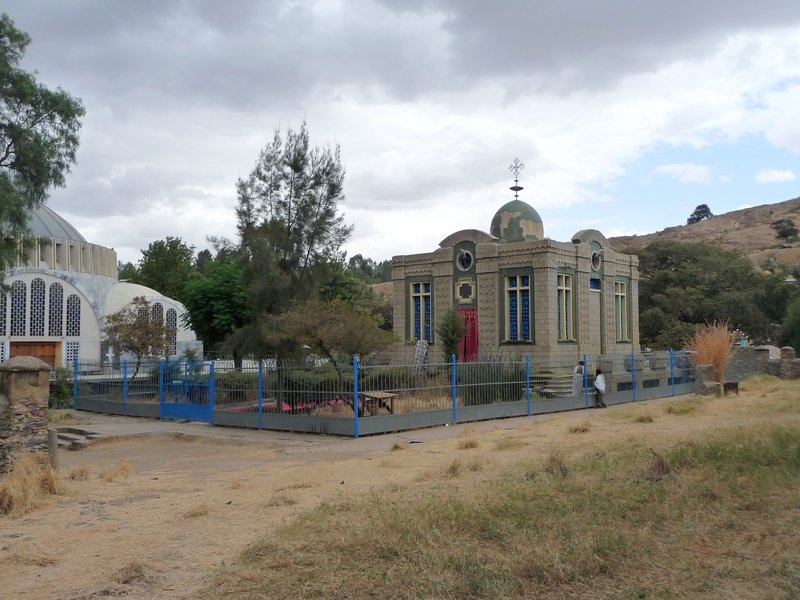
[490,200,544,243]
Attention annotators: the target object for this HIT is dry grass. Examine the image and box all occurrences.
[203,424,800,599]
[634,414,655,423]
[665,398,702,415]
[493,437,528,451]
[686,321,736,382]
[97,462,133,482]
[68,464,91,481]
[265,495,298,508]
[48,409,82,425]
[112,560,150,585]
[183,503,210,518]
[1,542,58,566]
[391,442,406,451]
[445,459,463,478]
[0,452,66,517]
[457,438,479,449]
[567,422,591,433]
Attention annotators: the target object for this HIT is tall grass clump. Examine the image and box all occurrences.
[0,452,65,517]
[685,321,736,383]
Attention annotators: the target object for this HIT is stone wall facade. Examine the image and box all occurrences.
[0,356,51,473]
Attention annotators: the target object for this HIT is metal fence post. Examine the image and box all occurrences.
[583,352,589,409]
[353,355,359,439]
[525,353,531,416]
[631,352,637,402]
[123,360,128,416]
[158,359,165,419]
[258,359,264,430]
[451,354,457,423]
[72,355,78,410]
[670,350,675,396]
[209,361,215,417]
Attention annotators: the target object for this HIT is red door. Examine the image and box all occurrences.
[458,308,478,362]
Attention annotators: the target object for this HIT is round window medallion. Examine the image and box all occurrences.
[591,251,602,271]
[457,249,474,271]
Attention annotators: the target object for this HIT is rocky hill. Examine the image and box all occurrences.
[609,196,800,269]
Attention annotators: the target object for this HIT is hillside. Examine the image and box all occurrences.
[610,196,800,269]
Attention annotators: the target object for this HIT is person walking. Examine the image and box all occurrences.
[593,369,607,408]
[572,360,585,397]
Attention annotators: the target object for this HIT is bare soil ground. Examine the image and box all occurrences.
[1,381,798,599]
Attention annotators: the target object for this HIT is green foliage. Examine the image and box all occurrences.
[346,254,392,283]
[771,218,799,243]
[236,122,353,320]
[435,309,466,361]
[686,204,713,225]
[280,299,397,371]
[632,241,781,349]
[118,261,138,281]
[783,295,800,352]
[48,367,72,409]
[214,371,259,406]
[182,261,249,354]
[457,363,525,406]
[136,236,195,301]
[0,13,85,277]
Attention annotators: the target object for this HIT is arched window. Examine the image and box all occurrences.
[30,278,46,336]
[166,308,177,356]
[0,291,6,337]
[49,283,64,336]
[151,302,163,324]
[66,294,81,337]
[11,281,26,336]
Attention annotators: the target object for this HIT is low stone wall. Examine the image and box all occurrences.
[0,356,51,473]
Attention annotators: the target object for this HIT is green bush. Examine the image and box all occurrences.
[215,371,258,405]
[49,367,73,409]
[457,363,526,406]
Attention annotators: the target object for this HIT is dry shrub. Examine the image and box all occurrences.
[458,438,479,449]
[391,442,406,451]
[635,415,655,424]
[68,464,91,480]
[568,422,591,434]
[445,459,462,478]
[685,321,736,383]
[98,462,133,482]
[643,449,671,482]
[0,452,65,517]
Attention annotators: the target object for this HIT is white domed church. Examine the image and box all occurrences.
[391,177,640,362]
[0,206,198,367]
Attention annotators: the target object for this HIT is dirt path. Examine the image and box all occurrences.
[1,386,797,599]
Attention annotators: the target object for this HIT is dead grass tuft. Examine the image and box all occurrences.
[457,438,479,449]
[0,452,66,517]
[643,449,672,482]
[97,462,133,482]
[445,459,462,478]
[466,459,483,472]
[494,437,528,451]
[634,414,655,423]
[685,321,736,383]
[665,398,701,415]
[391,442,407,451]
[68,464,91,480]
[47,410,82,425]
[568,422,591,434]
[112,560,150,585]
[266,494,298,508]
[2,542,58,566]
[183,503,210,518]
[543,451,569,479]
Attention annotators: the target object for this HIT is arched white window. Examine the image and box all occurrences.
[49,283,64,336]
[30,278,46,336]
[11,281,26,336]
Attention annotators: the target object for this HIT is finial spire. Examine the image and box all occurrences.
[508,158,525,199]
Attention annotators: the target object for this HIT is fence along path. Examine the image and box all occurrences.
[72,351,695,437]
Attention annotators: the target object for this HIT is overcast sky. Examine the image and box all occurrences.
[6,1,800,265]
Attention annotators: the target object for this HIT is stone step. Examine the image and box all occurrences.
[55,428,97,451]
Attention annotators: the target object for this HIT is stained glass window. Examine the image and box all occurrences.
[30,278,45,336]
[11,281,26,336]
[66,294,81,337]
[410,281,432,342]
[505,275,531,341]
[557,273,574,341]
[49,283,63,336]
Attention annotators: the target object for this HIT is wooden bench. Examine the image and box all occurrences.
[361,391,397,416]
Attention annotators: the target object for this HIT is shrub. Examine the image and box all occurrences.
[48,367,72,409]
